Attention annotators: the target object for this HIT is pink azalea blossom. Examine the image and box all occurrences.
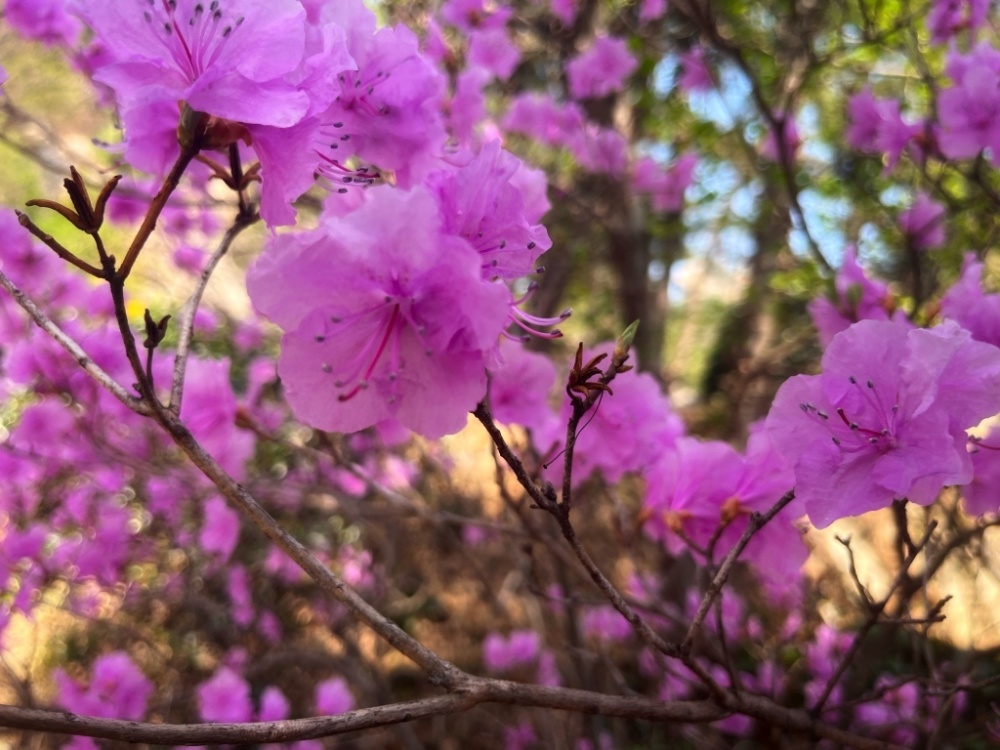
[569,126,629,175]
[468,28,521,79]
[846,89,892,152]
[228,565,255,627]
[938,43,1000,165]
[180,358,254,480]
[73,0,313,128]
[502,93,584,146]
[198,666,253,722]
[199,496,241,561]
[807,246,896,347]
[6,0,80,46]
[246,185,510,438]
[448,66,491,145]
[640,0,669,21]
[483,630,541,672]
[259,686,290,721]
[488,342,559,435]
[316,677,355,714]
[927,0,989,43]
[677,47,713,92]
[55,652,153,721]
[873,100,924,171]
[766,320,1000,528]
[429,140,551,280]
[899,191,946,250]
[441,0,513,32]
[566,36,638,100]
[313,4,447,189]
[581,606,633,643]
[964,427,1000,515]
[549,0,578,25]
[941,252,1000,348]
[632,154,697,213]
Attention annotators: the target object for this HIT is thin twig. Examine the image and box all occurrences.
[116,141,201,280]
[811,521,939,714]
[169,213,258,413]
[682,492,796,654]
[14,211,103,277]
[473,402,683,663]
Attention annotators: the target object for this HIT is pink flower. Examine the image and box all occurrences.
[632,153,697,213]
[846,89,891,152]
[198,666,253,723]
[899,191,946,250]
[73,0,313,128]
[315,5,447,189]
[199,496,241,561]
[502,93,584,146]
[807,246,895,347]
[488,342,559,435]
[180,358,254,481]
[873,100,923,171]
[566,36,637,100]
[677,47,713,92]
[964,427,1000,515]
[938,43,1000,165]
[468,28,521,79]
[55,652,153,720]
[429,141,551,280]
[315,677,355,714]
[640,0,669,22]
[483,630,541,672]
[6,0,80,46]
[569,126,629,175]
[766,320,1000,527]
[550,0,578,25]
[247,186,510,438]
[927,0,989,43]
[941,252,1000,348]
[258,686,290,721]
[581,606,633,643]
[448,67,491,145]
[441,0,512,32]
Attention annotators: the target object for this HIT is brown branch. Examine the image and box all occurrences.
[0,682,731,746]
[116,137,202,280]
[473,402,683,662]
[14,211,103,277]
[0,267,151,415]
[682,492,796,654]
[811,521,939,714]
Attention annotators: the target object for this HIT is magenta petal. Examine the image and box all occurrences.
[188,75,309,128]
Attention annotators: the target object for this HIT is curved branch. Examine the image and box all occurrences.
[169,213,258,414]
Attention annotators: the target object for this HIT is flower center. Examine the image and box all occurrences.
[313,296,434,404]
[143,0,244,82]
[800,375,900,454]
